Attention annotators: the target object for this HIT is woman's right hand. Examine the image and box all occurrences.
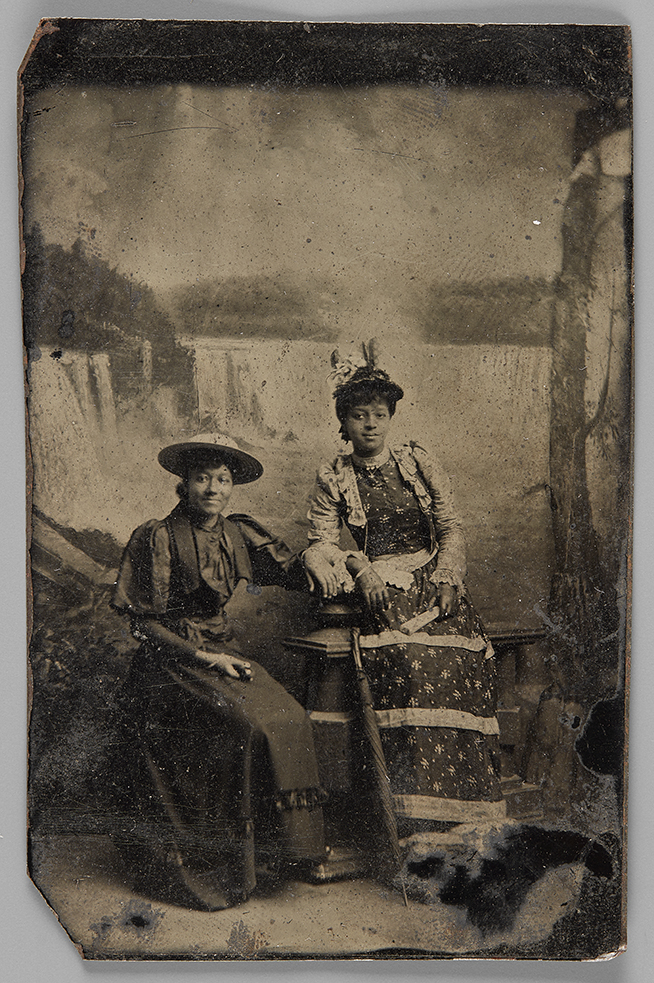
[355,566,390,621]
[195,650,253,680]
[303,549,342,599]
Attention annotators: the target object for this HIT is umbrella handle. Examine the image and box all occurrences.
[351,626,363,672]
[351,627,375,710]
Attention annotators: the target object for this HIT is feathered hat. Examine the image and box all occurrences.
[330,339,404,421]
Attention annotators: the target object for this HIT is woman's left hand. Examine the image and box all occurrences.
[356,566,391,621]
[196,650,253,680]
[437,584,459,617]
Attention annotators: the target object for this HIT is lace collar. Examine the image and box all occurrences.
[351,447,391,469]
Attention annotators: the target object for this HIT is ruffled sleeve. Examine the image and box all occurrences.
[306,460,367,592]
[410,444,468,588]
[306,462,347,558]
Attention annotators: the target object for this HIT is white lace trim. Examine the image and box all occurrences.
[394,795,506,822]
[375,707,500,735]
[360,631,489,653]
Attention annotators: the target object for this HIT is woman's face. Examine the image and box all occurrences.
[345,397,392,457]
[185,463,234,519]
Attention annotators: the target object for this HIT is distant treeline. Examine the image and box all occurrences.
[22,224,177,356]
[22,224,554,355]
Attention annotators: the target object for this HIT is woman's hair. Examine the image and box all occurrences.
[333,367,404,442]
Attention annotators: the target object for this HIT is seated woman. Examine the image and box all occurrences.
[304,352,505,840]
[111,434,326,910]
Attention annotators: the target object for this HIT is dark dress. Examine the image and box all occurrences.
[308,444,505,829]
[111,502,325,909]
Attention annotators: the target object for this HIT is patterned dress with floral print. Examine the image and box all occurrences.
[307,443,505,826]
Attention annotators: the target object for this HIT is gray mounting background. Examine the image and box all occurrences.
[1,2,649,981]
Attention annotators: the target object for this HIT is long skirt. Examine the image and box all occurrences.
[115,650,326,909]
[359,557,505,829]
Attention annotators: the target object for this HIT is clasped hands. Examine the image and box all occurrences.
[303,547,389,618]
[303,549,458,620]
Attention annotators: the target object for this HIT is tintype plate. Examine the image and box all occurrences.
[19,19,631,960]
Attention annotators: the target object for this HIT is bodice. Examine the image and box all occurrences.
[352,457,431,557]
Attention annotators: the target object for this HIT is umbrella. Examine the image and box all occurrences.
[351,627,402,880]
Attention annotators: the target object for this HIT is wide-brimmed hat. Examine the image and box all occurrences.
[158,433,263,484]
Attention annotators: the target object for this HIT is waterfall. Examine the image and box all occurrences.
[89,353,117,435]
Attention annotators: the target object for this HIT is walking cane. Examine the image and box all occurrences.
[351,627,402,880]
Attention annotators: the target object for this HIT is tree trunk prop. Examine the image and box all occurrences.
[547,105,631,711]
[538,104,631,819]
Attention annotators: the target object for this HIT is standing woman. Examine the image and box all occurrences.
[112,434,325,910]
[304,352,505,839]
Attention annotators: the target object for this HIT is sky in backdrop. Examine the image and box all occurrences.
[22,83,585,344]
